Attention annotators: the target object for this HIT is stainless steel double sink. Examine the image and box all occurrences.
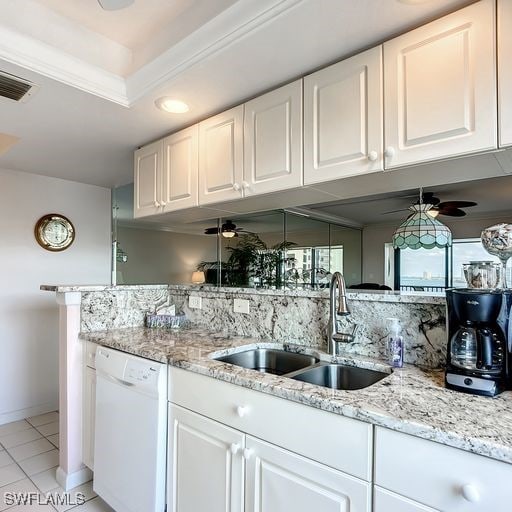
[214,348,389,391]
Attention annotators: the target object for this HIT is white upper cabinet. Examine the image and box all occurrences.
[243,80,303,195]
[498,0,512,147]
[199,106,244,205]
[304,46,383,185]
[161,125,198,213]
[134,140,162,218]
[383,0,497,169]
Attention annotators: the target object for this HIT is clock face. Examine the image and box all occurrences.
[35,214,75,251]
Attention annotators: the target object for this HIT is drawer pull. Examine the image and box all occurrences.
[236,405,248,418]
[243,448,253,460]
[461,484,480,503]
[230,443,240,455]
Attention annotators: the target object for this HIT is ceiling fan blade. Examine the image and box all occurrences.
[382,208,410,215]
[419,192,441,205]
[438,208,466,217]
[204,227,220,235]
[98,0,134,11]
[437,200,477,209]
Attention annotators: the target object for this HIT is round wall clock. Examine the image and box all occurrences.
[34,214,75,251]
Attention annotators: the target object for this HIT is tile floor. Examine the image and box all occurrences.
[0,413,113,511]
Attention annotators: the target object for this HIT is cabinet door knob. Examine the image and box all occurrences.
[384,146,395,158]
[461,484,480,503]
[242,181,251,190]
[236,405,247,418]
[230,443,241,455]
[233,182,241,191]
[368,151,378,162]
[243,448,253,460]
[154,200,161,207]
[160,200,167,206]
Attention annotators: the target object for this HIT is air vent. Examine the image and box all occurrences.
[0,71,38,102]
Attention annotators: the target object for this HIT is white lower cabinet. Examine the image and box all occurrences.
[375,427,512,512]
[168,368,371,512]
[168,405,244,512]
[245,436,370,512]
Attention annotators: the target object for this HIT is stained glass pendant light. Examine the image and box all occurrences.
[392,191,452,250]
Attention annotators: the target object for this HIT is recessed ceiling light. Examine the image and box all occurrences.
[97,0,134,11]
[155,97,190,114]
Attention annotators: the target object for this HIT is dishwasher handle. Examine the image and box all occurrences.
[103,373,135,387]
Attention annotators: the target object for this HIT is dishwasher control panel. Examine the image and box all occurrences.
[126,361,159,383]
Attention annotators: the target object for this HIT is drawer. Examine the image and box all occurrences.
[375,427,512,512]
[85,341,97,369]
[169,367,372,481]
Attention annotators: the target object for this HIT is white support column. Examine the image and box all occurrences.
[55,291,92,490]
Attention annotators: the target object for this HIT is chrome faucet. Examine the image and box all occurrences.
[327,272,357,355]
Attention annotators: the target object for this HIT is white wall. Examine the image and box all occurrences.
[117,226,218,285]
[362,214,512,284]
[0,168,111,425]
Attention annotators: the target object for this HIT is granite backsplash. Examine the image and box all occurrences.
[79,285,447,369]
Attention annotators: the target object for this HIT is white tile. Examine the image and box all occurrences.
[30,467,59,493]
[0,477,38,512]
[18,450,59,476]
[47,434,59,448]
[0,452,13,469]
[0,463,25,488]
[8,503,56,511]
[0,429,42,449]
[26,412,59,428]
[48,481,97,512]
[0,421,31,438]
[7,438,54,462]
[68,497,114,512]
[35,422,59,437]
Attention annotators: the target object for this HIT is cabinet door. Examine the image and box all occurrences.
[168,404,244,512]
[82,366,96,470]
[499,0,512,147]
[304,46,383,185]
[384,0,496,169]
[199,106,244,205]
[374,487,438,512]
[134,140,163,218]
[245,436,370,512]
[244,80,303,195]
[161,125,198,212]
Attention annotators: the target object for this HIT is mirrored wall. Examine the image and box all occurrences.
[112,185,362,289]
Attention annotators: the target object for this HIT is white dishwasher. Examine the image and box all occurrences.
[94,346,167,512]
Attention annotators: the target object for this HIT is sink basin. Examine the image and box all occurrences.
[291,364,388,390]
[215,349,319,376]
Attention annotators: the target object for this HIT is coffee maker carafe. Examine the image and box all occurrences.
[446,289,510,396]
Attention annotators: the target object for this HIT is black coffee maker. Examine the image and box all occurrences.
[445,289,512,396]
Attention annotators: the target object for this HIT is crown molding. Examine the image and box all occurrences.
[126,0,303,103]
[0,0,302,108]
[0,26,129,106]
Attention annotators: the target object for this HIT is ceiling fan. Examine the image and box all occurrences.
[97,0,134,11]
[204,220,251,238]
[383,191,477,217]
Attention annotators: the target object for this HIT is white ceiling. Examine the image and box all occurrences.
[0,0,474,188]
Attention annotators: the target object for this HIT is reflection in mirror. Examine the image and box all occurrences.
[112,173,512,291]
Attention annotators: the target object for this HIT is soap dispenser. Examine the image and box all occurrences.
[387,317,404,368]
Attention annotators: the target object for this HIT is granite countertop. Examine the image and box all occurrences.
[41,283,445,305]
[81,326,512,465]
